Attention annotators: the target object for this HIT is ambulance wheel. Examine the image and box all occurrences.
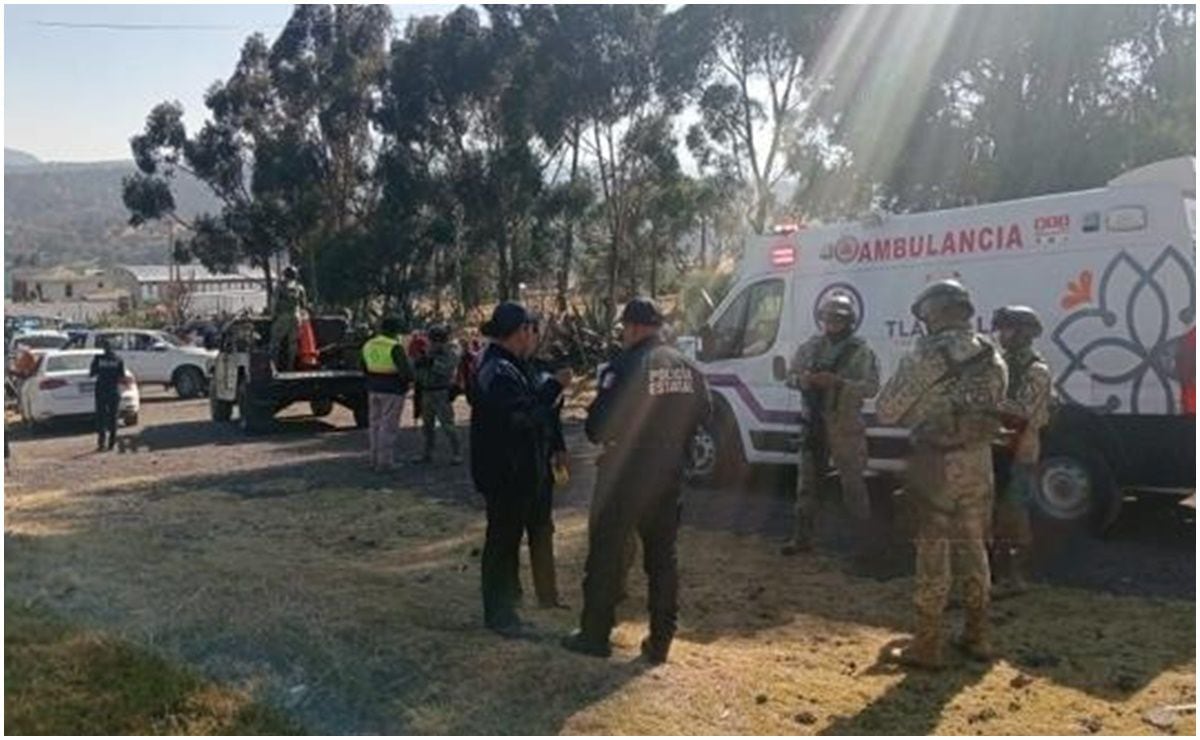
[687,403,743,487]
[1031,442,1120,535]
[310,398,334,418]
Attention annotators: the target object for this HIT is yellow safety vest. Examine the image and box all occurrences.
[362,335,401,374]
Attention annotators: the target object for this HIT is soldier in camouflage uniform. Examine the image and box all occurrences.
[414,324,463,464]
[876,280,1008,669]
[782,294,880,559]
[990,306,1052,598]
[269,266,309,371]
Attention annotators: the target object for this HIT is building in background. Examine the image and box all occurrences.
[9,265,115,302]
[106,264,268,315]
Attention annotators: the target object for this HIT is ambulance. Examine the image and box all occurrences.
[684,157,1195,532]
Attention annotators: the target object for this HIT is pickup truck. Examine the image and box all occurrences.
[65,329,215,399]
[208,315,368,434]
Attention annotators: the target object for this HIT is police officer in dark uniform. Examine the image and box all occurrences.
[469,302,568,636]
[562,298,711,664]
[89,337,126,451]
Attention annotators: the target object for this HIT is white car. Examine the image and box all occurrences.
[67,329,215,398]
[19,349,140,430]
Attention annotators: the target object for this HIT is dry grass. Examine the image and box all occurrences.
[5,463,1195,735]
[4,601,299,735]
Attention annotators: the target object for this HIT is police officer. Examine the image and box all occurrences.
[362,316,413,472]
[562,298,711,664]
[783,294,881,565]
[270,266,308,371]
[89,337,125,452]
[876,280,1007,669]
[470,302,567,636]
[990,306,1052,598]
[413,324,462,465]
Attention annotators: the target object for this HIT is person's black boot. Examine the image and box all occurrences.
[561,629,612,658]
[640,636,671,665]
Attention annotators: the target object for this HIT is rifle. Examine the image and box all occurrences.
[789,338,860,467]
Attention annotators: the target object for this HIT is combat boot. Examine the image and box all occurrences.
[780,514,814,556]
[958,608,994,661]
[896,611,945,670]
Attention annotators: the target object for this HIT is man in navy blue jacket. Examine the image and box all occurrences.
[469,302,569,636]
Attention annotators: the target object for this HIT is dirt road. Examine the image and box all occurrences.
[5,390,1195,734]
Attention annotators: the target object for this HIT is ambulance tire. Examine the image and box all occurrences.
[688,402,744,488]
[1031,441,1120,536]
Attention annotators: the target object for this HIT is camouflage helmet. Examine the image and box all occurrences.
[911,279,974,323]
[991,305,1043,338]
[818,293,856,323]
[428,323,451,342]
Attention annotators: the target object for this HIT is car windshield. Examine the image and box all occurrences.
[44,354,96,373]
[153,332,180,347]
[17,335,68,350]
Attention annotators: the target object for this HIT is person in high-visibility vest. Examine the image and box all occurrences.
[362,316,413,472]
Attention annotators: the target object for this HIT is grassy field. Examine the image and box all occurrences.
[4,453,1195,735]
[4,601,299,735]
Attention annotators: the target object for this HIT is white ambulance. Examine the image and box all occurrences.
[685,157,1196,532]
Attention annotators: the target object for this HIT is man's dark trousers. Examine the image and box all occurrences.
[482,489,534,627]
[579,459,681,647]
[96,391,119,448]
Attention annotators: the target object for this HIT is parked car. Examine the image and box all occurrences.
[7,329,70,356]
[18,349,140,430]
[66,329,216,398]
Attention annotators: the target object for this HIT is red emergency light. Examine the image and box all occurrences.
[770,245,796,267]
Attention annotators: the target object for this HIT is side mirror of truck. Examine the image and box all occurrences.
[772,355,788,381]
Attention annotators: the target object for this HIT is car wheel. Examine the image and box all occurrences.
[236,381,269,435]
[173,366,206,399]
[685,402,744,487]
[1032,443,1120,535]
[310,398,334,417]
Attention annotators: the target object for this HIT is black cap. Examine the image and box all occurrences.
[619,297,663,327]
[482,301,538,338]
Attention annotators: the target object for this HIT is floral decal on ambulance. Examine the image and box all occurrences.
[1050,245,1195,414]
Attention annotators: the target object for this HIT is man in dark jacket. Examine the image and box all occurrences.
[563,298,711,664]
[89,338,126,451]
[469,302,569,636]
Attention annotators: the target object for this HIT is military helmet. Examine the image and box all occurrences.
[991,305,1043,337]
[428,323,451,342]
[282,265,298,280]
[818,293,856,322]
[911,279,974,322]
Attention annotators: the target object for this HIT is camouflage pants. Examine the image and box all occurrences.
[993,464,1034,551]
[421,389,460,455]
[794,427,870,543]
[909,445,994,616]
[269,315,299,371]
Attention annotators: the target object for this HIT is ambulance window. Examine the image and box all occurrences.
[1082,212,1100,233]
[700,279,784,361]
[1106,206,1147,232]
[740,280,785,357]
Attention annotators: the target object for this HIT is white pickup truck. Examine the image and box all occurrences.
[66,329,216,399]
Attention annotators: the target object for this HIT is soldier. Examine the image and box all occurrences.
[990,306,1052,598]
[270,266,308,371]
[876,280,1007,669]
[413,324,463,465]
[782,294,881,567]
[562,298,711,664]
[361,316,413,472]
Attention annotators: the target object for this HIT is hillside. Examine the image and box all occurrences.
[4,158,220,269]
[4,148,41,168]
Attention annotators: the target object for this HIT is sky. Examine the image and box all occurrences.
[3,3,456,162]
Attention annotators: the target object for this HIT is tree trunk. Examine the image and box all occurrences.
[605,227,619,326]
[650,245,658,299]
[556,128,581,314]
[496,233,510,302]
[699,216,708,268]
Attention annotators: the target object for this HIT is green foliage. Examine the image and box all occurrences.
[677,267,735,334]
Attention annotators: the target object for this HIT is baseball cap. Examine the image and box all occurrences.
[481,301,539,338]
[619,297,663,327]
